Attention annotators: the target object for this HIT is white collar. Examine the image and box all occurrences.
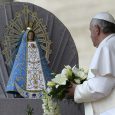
[98,34,115,48]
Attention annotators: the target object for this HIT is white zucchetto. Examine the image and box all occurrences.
[93,12,115,24]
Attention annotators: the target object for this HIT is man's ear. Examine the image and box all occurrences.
[95,25,100,35]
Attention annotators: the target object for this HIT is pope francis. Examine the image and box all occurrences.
[67,12,115,115]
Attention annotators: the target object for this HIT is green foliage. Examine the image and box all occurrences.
[26,104,34,115]
[49,81,70,100]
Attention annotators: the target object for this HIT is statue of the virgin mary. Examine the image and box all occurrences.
[6,28,52,98]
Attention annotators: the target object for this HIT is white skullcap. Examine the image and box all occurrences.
[93,12,115,24]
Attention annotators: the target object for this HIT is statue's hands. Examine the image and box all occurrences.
[66,82,76,98]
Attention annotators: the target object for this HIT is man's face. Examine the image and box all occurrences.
[89,23,98,47]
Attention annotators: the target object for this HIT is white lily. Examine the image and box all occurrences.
[65,65,72,69]
[72,65,78,76]
[56,85,59,88]
[61,68,67,75]
[52,74,67,85]
[61,68,72,77]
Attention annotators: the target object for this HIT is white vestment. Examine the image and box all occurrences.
[26,41,46,91]
[74,34,115,115]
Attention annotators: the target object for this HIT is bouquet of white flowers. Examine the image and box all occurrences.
[42,65,88,115]
[47,65,88,100]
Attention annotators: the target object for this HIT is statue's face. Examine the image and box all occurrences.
[28,31,34,41]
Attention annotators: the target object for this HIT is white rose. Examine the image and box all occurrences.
[74,79,81,84]
[77,71,86,80]
[80,75,87,80]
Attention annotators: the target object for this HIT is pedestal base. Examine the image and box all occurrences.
[0,98,84,115]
